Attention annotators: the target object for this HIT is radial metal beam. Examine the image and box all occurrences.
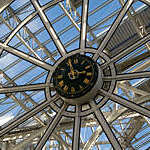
[1,71,50,119]
[103,72,150,81]
[7,97,68,150]
[3,0,115,53]
[0,83,50,94]
[9,94,45,126]
[84,94,150,149]
[90,101,122,150]
[93,0,133,60]
[0,96,58,137]
[80,0,89,50]
[0,15,42,60]
[100,89,150,118]
[101,33,150,69]
[5,0,63,45]
[35,103,68,150]
[0,43,53,71]
[58,2,95,47]
[7,6,55,62]
[73,105,81,150]
[32,0,67,56]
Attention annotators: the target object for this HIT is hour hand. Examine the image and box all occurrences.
[77,71,86,74]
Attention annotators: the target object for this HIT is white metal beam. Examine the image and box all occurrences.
[0,43,53,71]
[84,94,150,149]
[100,89,150,118]
[32,0,67,56]
[0,15,42,60]
[73,105,81,150]
[9,94,45,126]
[93,0,133,60]
[7,6,56,62]
[58,3,80,32]
[80,0,89,50]
[90,101,122,150]
[101,33,150,69]
[0,95,58,137]
[103,72,150,81]
[35,103,68,150]
[5,0,63,45]
[0,83,51,94]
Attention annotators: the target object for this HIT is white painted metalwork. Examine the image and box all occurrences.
[0,0,150,149]
[32,0,67,56]
[80,0,89,50]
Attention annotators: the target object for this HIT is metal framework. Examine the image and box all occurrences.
[0,0,150,149]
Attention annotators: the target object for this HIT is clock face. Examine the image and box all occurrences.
[52,54,98,98]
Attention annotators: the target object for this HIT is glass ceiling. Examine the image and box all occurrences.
[0,0,150,149]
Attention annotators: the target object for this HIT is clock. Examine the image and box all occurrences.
[52,54,98,99]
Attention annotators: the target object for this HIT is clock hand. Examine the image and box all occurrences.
[68,59,74,71]
[77,71,86,74]
[68,58,75,78]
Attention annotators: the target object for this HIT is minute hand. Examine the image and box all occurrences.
[68,59,74,74]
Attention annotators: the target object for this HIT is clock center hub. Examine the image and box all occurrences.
[68,70,79,80]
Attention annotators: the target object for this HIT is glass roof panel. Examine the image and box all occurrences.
[0,0,150,149]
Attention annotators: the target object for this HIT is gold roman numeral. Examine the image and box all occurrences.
[85,65,91,69]
[59,80,64,87]
[83,78,90,84]
[63,85,68,92]
[79,85,83,90]
[71,87,75,94]
[86,72,92,76]
[57,75,63,79]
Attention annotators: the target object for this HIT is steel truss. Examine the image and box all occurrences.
[0,0,150,150]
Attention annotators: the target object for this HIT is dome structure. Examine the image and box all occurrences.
[0,0,150,149]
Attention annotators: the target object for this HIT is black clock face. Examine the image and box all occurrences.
[52,54,98,98]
